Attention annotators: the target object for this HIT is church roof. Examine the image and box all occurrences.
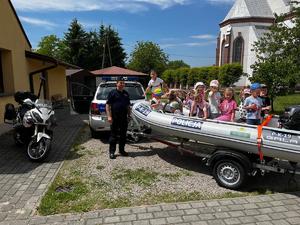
[223,0,274,22]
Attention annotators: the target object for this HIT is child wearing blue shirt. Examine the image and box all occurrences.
[243,83,263,125]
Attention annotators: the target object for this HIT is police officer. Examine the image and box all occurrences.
[106,77,131,159]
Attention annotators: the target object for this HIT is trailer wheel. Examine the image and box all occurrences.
[213,159,246,190]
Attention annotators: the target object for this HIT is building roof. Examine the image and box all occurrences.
[25,51,80,69]
[8,0,32,49]
[220,0,297,27]
[66,69,84,76]
[223,0,273,22]
[92,66,147,76]
[66,69,95,77]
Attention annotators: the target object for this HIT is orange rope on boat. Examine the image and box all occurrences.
[257,114,273,161]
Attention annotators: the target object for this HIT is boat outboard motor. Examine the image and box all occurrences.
[279,105,300,131]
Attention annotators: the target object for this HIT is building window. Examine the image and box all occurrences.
[221,40,226,65]
[0,52,4,93]
[232,37,244,64]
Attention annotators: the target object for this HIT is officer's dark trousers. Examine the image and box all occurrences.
[109,116,128,154]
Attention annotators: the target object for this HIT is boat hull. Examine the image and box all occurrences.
[133,102,300,163]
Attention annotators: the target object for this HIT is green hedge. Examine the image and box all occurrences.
[161,64,243,88]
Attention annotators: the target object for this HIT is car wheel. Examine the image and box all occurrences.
[90,127,99,138]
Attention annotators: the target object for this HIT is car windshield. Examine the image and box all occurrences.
[96,83,144,100]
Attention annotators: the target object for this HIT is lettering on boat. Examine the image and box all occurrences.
[264,130,299,145]
[136,104,152,116]
[171,117,203,130]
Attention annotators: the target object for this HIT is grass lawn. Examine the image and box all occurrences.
[273,93,300,114]
[38,125,300,216]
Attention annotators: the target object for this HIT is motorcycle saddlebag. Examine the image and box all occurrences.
[279,105,300,131]
[14,91,37,104]
[4,103,16,122]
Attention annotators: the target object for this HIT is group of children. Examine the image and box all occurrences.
[146,70,270,125]
[184,80,237,122]
[183,81,270,125]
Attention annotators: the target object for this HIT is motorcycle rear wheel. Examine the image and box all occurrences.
[27,137,51,162]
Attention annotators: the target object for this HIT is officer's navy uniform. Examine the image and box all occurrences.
[106,88,130,156]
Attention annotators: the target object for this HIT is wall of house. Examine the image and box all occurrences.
[27,59,67,99]
[0,0,31,95]
[47,66,67,99]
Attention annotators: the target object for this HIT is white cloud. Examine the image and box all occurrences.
[190,34,215,40]
[183,41,216,46]
[206,0,234,4]
[160,41,215,49]
[19,16,56,28]
[11,0,190,12]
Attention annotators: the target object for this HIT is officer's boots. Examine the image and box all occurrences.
[109,145,116,159]
[119,145,129,156]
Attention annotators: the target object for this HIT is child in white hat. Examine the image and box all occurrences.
[208,80,221,119]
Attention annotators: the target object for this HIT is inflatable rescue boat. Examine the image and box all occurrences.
[132,101,300,163]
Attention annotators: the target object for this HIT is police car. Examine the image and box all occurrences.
[89,78,145,137]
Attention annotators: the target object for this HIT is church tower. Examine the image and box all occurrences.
[216,0,295,86]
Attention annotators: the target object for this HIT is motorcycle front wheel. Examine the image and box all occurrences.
[27,137,51,162]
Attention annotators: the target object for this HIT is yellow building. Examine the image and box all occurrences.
[0,0,79,124]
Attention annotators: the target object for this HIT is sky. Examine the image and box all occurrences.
[11,0,235,67]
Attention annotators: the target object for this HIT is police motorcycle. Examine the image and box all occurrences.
[4,91,56,162]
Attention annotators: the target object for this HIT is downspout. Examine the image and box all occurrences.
[29,61,58,95]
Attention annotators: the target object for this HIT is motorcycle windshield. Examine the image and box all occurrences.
[35,99,52,110]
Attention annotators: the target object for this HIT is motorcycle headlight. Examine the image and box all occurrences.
[32,111,43,123]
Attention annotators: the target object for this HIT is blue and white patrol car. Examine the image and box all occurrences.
[89,78,145,137]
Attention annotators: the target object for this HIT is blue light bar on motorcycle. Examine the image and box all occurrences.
[101,76,140,81]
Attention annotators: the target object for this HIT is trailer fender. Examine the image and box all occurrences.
[207,150,253,174]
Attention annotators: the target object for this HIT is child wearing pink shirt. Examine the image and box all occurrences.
[216,88,237,122]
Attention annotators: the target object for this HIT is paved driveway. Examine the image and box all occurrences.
[0,107,300,225]
[0,107,85,223]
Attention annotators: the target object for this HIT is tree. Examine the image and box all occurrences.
[127,41,168,75]
[161,69,175,86]
[251,2,300,108]
[35,35,64,60]
[167,60,190,70]
[62,18,89,68]
[177,67,190,88]
[99,25,127,69]
[219,63,243,87]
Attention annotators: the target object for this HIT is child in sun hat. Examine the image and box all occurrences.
[190,82,209,119]
[243,83,263,125]
[208,80,221,119]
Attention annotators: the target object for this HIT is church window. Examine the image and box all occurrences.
[232,36,244,64]
[221,40,226,65]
